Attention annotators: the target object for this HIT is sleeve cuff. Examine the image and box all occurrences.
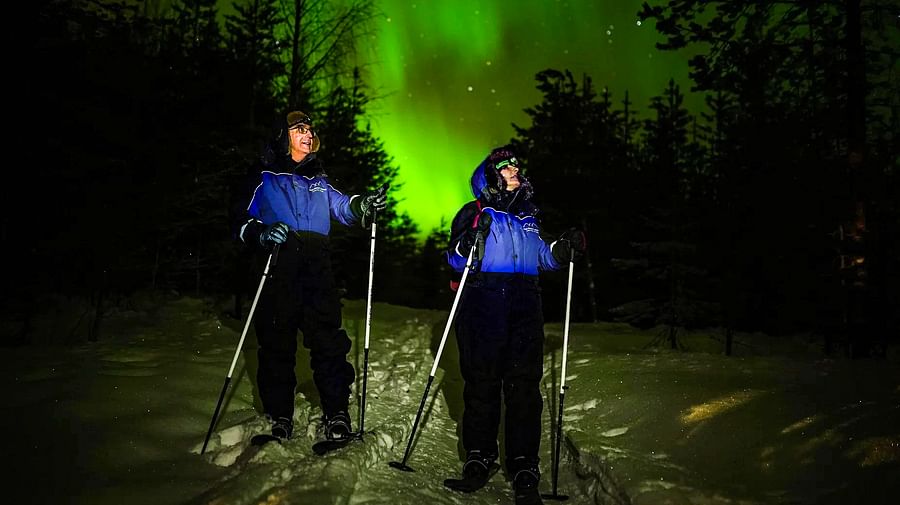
[349,194,363,218]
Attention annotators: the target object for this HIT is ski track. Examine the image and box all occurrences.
[190,310,597,505]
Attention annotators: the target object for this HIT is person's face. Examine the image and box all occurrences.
[497,160,520,191]
[289,123,314,159]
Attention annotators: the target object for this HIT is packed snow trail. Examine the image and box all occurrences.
[191,301,595,504]
[9,295,895,505]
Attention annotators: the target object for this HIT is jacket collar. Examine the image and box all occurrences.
[279,153,325,177]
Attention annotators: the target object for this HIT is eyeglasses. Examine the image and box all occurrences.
[289,124,315,136]
[495,157,519,170]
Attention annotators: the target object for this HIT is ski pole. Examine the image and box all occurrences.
[543,249,574,500]
[201,244,280,455]
[358,209,377,437]
[389,234,480,472]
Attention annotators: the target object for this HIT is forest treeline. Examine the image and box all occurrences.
[4,0,897,355]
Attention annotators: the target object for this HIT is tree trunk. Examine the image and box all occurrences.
[843,0,869,355]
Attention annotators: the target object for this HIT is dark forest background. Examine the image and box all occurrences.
[3,0,897,357]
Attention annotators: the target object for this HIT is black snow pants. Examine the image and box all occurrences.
[253,231,355,421]
[455,273,544,472]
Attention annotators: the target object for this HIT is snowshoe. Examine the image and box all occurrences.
[312,436,353,455]
[312,411,355,456]
[230,432,282,468]
[250,433,281,447]
[443,450,499,492]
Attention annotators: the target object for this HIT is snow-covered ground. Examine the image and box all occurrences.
[4,295,899,505]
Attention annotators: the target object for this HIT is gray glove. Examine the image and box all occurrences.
[359,184,389,227]
[259,222,289,249]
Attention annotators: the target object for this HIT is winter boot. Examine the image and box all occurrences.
[512,457,543,505]
[271,416,293,441]
[324,410,352,441]
[443,450,498,492]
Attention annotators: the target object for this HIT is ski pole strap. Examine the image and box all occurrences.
[270,243,281,270]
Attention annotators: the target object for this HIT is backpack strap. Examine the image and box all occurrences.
[451,200,483,292]
[471,199,483,228]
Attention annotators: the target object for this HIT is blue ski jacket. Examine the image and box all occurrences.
[447,158,561,276]
[238,154,359,245]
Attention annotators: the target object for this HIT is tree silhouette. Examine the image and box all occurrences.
[277,0,379,111]
[316,70,422,307]
[640,0,898,347]
[511,69,633,321]
[610,79,714,347]
[5,0,427,345]
[224,0,284,132]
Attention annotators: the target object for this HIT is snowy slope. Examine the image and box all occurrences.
[4,296,899,505]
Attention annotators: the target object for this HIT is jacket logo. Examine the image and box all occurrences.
[309,181,326,193]
[523,222,539,234]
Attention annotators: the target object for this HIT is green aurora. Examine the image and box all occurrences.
[356,1,701,237]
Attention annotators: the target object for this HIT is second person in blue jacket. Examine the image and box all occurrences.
[444,145,585,505]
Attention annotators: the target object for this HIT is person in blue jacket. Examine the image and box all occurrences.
[235,110,387,443]
[443,146,585,505]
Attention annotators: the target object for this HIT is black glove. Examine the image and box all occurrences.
[358,184,389,227]
[459,212,492,255]
[552,228,586,264]
[259,222,289,249]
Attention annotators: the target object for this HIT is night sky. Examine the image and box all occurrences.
[355,1,702,236]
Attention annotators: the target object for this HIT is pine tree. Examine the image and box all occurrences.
[639,0,899,339]
[224,0,283,132]
[511,69,631,321]
[317,70,422,306]
[610,80,714,348]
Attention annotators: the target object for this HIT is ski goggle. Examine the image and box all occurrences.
[495,157,519,170]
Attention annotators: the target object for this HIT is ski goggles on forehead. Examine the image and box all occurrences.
[287,111,312,126]
[495,157,519,170]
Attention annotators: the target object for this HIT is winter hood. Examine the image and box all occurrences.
[469,152,533,203]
